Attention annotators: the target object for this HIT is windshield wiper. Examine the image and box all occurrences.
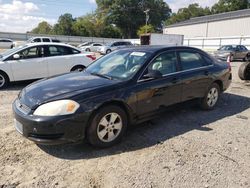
[91,72,113,80]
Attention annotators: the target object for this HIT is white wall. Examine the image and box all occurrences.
[184,36,250,51]
[164,23,207,38]
[164,17,250,38]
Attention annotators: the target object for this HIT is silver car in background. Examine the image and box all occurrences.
[214,45,250,61]
[97,41,133,54]
[0,39,15,49]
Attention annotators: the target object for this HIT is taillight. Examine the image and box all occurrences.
[227,55,232,71]
[86,54,96,61]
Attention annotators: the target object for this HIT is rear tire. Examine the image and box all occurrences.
[200,83,220,110]
[71,65,85,72]
[0,71,9,89]
[106,49,111,54]
[87,105,127,148]
[238,62,250,80]
[86,48,91,52]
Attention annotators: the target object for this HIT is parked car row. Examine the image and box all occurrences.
[0,43,95,88]
[77,41,133,54]
[12,46,232,147]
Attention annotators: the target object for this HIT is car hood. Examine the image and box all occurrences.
[19,71,119,109]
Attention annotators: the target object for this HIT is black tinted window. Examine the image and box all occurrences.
[149,51,177,75]
[43,38,50,42]
[48,46,71,56]
[0,39,11,42]
[179,51,205,70]
[52,39,60,42]
[33,38,41,42]
[71,48,80,54]
[240,45,248,51]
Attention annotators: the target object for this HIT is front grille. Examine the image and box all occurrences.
[16,100,31,114]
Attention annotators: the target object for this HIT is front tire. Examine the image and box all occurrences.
[87,105,127,148]
[200,83,220,110]
[0,71,9,89]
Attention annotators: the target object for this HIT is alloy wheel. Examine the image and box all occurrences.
[97,112,123,142]
[207,87,219,107]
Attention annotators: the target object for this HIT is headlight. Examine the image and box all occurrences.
[33,100,80,116]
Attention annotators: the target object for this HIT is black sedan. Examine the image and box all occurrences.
[13,46,232,147]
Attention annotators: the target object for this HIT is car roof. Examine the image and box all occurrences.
[25,42,74,48]
[119,45,206,53]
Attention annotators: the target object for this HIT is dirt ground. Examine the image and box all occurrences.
[0,61,249,188]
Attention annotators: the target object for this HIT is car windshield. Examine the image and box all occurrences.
[85,50,152,80]
[0,45,27,58]
[219,45,236,51]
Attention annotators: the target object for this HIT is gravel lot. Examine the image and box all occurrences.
[0,61,249,188]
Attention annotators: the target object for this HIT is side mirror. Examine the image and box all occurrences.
[13,54,20,59]
[143,70,163,80]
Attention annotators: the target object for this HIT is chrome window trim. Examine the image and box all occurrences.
[137,49,214,83]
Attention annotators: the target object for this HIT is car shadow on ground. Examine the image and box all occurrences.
[38,92,250,160]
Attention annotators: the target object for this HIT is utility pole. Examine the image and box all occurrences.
[144,9,150,34]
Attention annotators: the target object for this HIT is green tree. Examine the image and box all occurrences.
[137,24,155,36]
[96,0,171,38]
[53,13,75,35]
[31,21,53,34]
[211,0,250,14]
[166,3,211,25]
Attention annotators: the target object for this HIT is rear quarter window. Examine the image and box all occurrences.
[179,51,208,70]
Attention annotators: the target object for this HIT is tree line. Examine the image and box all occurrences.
[31,0,250,39]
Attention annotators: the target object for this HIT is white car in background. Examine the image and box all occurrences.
[97,41,133,54]
[0,38,16,49]
[0,43,94,88]
[80,43,104,52]
[27,37,61,43]
[77,42,93,48]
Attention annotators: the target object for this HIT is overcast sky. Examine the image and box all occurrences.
[0,0,219,33]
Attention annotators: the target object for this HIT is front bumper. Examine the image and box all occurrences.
[13,99,90,145]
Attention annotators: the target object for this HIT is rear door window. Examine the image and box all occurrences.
[43,38,50,42]
[178,51,206,71]
[48,46,71,56]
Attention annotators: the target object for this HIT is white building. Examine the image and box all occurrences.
[164,9,250,38]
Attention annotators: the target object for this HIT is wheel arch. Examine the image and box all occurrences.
[70,65,86,72]
[213,80,223,92]
[85,100,134,134]
[0,69,10,82]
